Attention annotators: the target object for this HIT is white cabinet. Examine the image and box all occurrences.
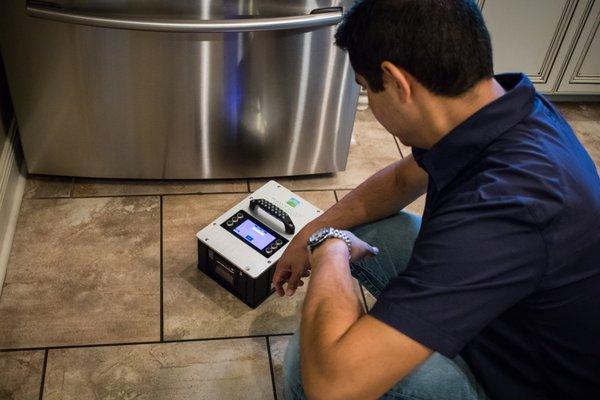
[479,0,581,93]
[557,0,600,93]
[480,0,599,95]
[355,0,600,100]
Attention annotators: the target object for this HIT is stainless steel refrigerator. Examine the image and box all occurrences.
[0,0,359,179]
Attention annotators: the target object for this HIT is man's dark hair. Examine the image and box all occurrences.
[335,0,494,96]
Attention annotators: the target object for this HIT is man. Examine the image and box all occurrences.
[272,1,600,399]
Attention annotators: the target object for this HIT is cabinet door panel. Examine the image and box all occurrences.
[558,0,600,93]
[480,0,578,92]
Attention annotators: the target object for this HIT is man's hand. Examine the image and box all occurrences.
[272,233,312,297]
[309,230,379,266]
[273,228,379,298]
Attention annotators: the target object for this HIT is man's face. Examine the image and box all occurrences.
[355,74,415,146]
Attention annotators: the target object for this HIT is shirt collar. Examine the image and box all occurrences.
[412,73,536,191]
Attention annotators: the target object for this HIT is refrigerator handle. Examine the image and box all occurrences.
[26,3,343,33]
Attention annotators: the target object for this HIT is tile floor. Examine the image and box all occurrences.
[1,104,598,399]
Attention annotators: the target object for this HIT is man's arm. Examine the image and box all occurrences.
[274,154,428,296]
[300,239,432,400]
[306,154,426,235]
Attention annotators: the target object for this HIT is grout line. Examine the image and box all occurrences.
[265,336,278,400]
[0,333,296,353]
[23,195,72,201]
[38,349,48,400]
[394,137,404,159]
[34,190,251,200]
[29,188,357,200]
[160,196,164,342]
[1,341,163,353]
[292,188,356,193]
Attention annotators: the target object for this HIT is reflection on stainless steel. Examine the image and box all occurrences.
[27,3,343,33]
[0,0,359,179]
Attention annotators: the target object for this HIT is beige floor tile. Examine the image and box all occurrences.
[569,120,600,169]
[405,194,426,216]
[71,178,248,197]
[269,335,292,399]
[362,286,377,310]
[43,338,273,400]
[163,191,336,340]
[0,197,160,348]
[24,176,73,199]
[555,102,600,122]
[250,110,401,191]
[292,190,338,211]
[0,350,44,400]
[334,189,351,202]
[555,102,600,168]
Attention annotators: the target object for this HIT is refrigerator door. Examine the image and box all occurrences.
[0,0,359,179]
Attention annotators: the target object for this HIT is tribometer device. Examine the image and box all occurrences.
[196,181,322,308]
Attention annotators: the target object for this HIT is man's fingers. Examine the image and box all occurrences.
[286,267,304,296]
[273,267,291,297]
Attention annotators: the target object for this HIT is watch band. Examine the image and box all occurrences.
[307,227,352,259]
[330,229,352,258]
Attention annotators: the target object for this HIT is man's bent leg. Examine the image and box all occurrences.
[284,329,486,400]
[283,330,306,400]
[283,212,487,399]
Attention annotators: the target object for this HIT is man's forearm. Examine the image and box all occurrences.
[300,240,432,400]
[300,241,362,397]
[301,155,427,238]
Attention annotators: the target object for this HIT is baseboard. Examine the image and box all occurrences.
[545,93,600,103]
[0,119,25,297]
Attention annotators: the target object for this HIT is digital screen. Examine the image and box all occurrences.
[233,219,276,250]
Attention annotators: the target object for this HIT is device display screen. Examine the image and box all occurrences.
[233,219,276,250]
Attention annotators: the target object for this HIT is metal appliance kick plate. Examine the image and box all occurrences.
[196,180,322,278]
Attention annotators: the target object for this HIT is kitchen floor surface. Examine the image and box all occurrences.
[1,104,599,399]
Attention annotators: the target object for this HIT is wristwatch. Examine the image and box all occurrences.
[306,227,352,259]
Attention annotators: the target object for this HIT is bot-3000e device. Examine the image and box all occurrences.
[196,181,322,308]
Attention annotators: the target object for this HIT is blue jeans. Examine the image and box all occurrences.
[283,212,488,400]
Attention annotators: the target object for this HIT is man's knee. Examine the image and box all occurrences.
[283,331,306,400]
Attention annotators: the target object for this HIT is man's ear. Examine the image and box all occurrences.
[381,61,412,103]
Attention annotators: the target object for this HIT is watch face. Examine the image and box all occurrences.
[309,227,331,246]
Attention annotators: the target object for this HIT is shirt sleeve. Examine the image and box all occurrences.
[369,198,547,357]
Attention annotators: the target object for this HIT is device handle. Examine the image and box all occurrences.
[249,199,295,234]
[26,2,343,33]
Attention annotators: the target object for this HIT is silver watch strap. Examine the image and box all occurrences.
[323,228,352,259]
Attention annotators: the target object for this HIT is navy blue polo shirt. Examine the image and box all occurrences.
[369,74,600,399]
